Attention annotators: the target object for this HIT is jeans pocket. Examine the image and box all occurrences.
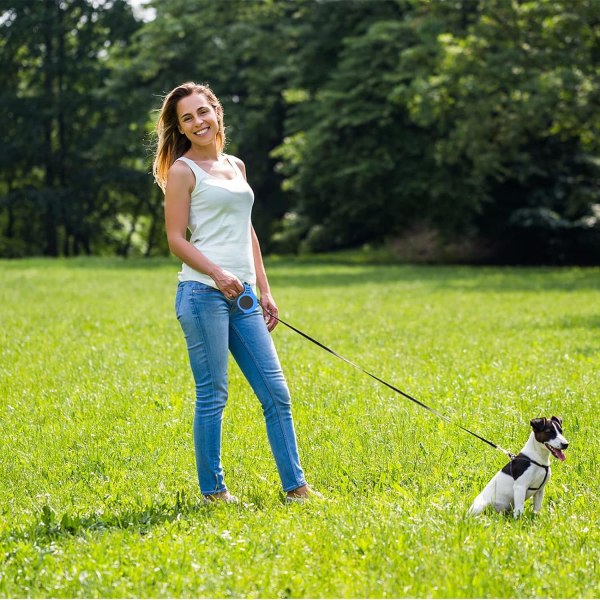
[191,282,216,294]
[175,285,184,320]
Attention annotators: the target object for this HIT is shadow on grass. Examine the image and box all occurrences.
[554,314,600,329]
[4,492,219,544]
[3,256,179,270]
[4,256,599,291]
[268,262,600,292]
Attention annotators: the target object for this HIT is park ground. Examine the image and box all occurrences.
[0,257,598,598]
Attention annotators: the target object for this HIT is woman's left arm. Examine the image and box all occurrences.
[232,155,279,332]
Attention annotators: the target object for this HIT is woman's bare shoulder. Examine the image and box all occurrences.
[166,158,195,192]
[168,159,195,181]
[168,158,193,176]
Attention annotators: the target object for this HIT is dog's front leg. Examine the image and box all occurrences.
[532,486,546,514]
[513,484,527,518]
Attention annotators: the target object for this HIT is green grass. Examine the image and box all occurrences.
[0,257,598,598]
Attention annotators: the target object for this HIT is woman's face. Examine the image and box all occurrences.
[176,93,220,147]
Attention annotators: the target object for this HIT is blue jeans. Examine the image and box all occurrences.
[175,280,307,495]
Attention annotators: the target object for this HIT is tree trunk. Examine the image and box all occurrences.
[42,0,58,256]
[145,190,164,257]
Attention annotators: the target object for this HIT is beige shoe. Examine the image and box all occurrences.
[203,491,239,504]
[285,486,324,504]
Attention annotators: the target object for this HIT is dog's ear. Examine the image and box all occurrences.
[551,416,562,426]
[530,418,547,431]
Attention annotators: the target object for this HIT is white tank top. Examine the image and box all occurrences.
[176,155,256,287]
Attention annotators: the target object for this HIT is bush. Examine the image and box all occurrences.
[505,205,600,265]
[0,236,30,258]
[390,224,494,264]
[269,212,310,255]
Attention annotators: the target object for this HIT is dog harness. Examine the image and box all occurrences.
[504,453,550,491]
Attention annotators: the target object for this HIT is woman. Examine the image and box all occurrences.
[153,82,320,503]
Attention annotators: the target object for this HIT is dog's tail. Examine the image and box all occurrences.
[467,495,487,517]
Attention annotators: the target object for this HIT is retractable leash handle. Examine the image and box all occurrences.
[236,283,259,314]
[263,307,516,461]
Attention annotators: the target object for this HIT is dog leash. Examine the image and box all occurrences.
[264,308,517,461]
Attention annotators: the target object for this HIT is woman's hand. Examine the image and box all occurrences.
[259,292,279,332]
[211,268,244,299]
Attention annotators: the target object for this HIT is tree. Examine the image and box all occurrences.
[2,0,598,263]
[402,0,600,243]
[272,0,599,260]
[0,0,141,256]
[271,0,419,250]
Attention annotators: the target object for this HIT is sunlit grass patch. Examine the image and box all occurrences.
[1,258,598,598]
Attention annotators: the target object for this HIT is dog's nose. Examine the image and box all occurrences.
[562,442,569,449]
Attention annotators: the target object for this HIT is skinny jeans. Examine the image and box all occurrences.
[175,280,306,495]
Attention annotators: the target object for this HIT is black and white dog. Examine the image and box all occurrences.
[468,416,568,517]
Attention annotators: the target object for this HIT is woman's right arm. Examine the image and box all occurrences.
[164,162,243,297]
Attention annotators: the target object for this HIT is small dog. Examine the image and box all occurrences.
[468,416,568,517]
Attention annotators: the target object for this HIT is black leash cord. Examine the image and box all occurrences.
[267,309,516,460]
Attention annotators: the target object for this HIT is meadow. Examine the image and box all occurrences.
[0,257,598,598]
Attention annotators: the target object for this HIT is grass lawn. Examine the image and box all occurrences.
[0,257,598,598]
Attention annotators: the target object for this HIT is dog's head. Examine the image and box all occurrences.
[530,416,569,461]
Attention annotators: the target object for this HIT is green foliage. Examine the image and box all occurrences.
[505,204,600,265]
[402,0,600,238]
[273,0,600,253]
[0,0,145,256]
[1,0,599,262]
[0,258,598,597]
